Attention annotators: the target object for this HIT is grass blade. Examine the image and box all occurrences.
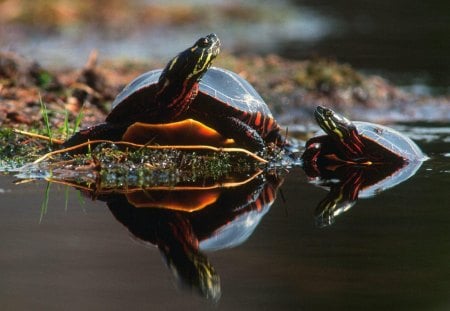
[39,94,53,144]
[73,106,84,135]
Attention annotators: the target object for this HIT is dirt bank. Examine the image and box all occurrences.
[1,50,449,135]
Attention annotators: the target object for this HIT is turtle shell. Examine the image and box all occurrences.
[106,70,161,124]
[109,67,281,146]
[199,67,272,116]
[308,121,425,164]
[353,121,425,162]
[193,67,279,139]
[111,67,273,116]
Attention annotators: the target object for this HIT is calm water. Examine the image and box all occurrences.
[0,124,449,310]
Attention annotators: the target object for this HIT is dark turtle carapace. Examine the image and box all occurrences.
[64,33,220,147]
[119,67,287,150]
[186,66,286,150]
[302,106,425,172]
[65,34,287,152]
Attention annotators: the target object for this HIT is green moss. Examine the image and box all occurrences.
[0,128,49,170]
[35,71,53,88]
[89,145,260,188]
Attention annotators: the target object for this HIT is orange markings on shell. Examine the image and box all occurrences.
[254,112,262,127]
[122,119,235,147]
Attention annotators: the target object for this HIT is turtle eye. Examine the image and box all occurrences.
[197,38,209,48]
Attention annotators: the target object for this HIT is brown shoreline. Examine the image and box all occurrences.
[1,51,449,133]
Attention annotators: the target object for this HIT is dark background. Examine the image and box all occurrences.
[286,0,450,91]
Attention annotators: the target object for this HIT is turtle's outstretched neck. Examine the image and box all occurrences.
[63,122,128,149]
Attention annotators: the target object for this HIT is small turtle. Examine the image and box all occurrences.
[302,106,425,170]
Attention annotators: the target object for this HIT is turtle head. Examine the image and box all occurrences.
[314,106,364,158]
[157,33,220,114]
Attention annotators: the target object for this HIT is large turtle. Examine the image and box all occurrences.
[113,67,287,151]
[64,33,221,147]
[65,34,287,151]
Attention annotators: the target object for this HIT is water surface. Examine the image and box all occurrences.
[0,124,449,310]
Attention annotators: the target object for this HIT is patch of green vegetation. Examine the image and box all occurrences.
[91,145,259,189]
[0,128,47,171]
[1,97,278,186]
[294,59,363,93]
[0,98,86,171]
[72,107,84,135]
[35,70,54,89]
[10,139,264,190]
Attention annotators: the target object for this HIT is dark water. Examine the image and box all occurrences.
[0,124,449,310]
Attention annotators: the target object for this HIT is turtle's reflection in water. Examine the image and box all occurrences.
[80,172,284,301]
[302,160,422,227]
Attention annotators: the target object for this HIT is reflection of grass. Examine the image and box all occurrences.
[64,186,69,211]
[39,181,51,223]
[39,182,86,221]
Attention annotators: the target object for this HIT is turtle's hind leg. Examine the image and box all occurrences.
[219,117,266,152]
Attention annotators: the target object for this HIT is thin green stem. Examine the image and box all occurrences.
[73,105,84,135]
[39,94,53,144]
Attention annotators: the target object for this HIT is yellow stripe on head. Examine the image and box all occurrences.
[323,117,345,141]
[168,56,179,71]
[187,49,213,79]
[334,128,344,140]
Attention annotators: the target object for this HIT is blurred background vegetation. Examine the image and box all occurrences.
[0,0,449,94]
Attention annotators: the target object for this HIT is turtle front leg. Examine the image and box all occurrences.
[63,122,128,152]
[218,117,266,151]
